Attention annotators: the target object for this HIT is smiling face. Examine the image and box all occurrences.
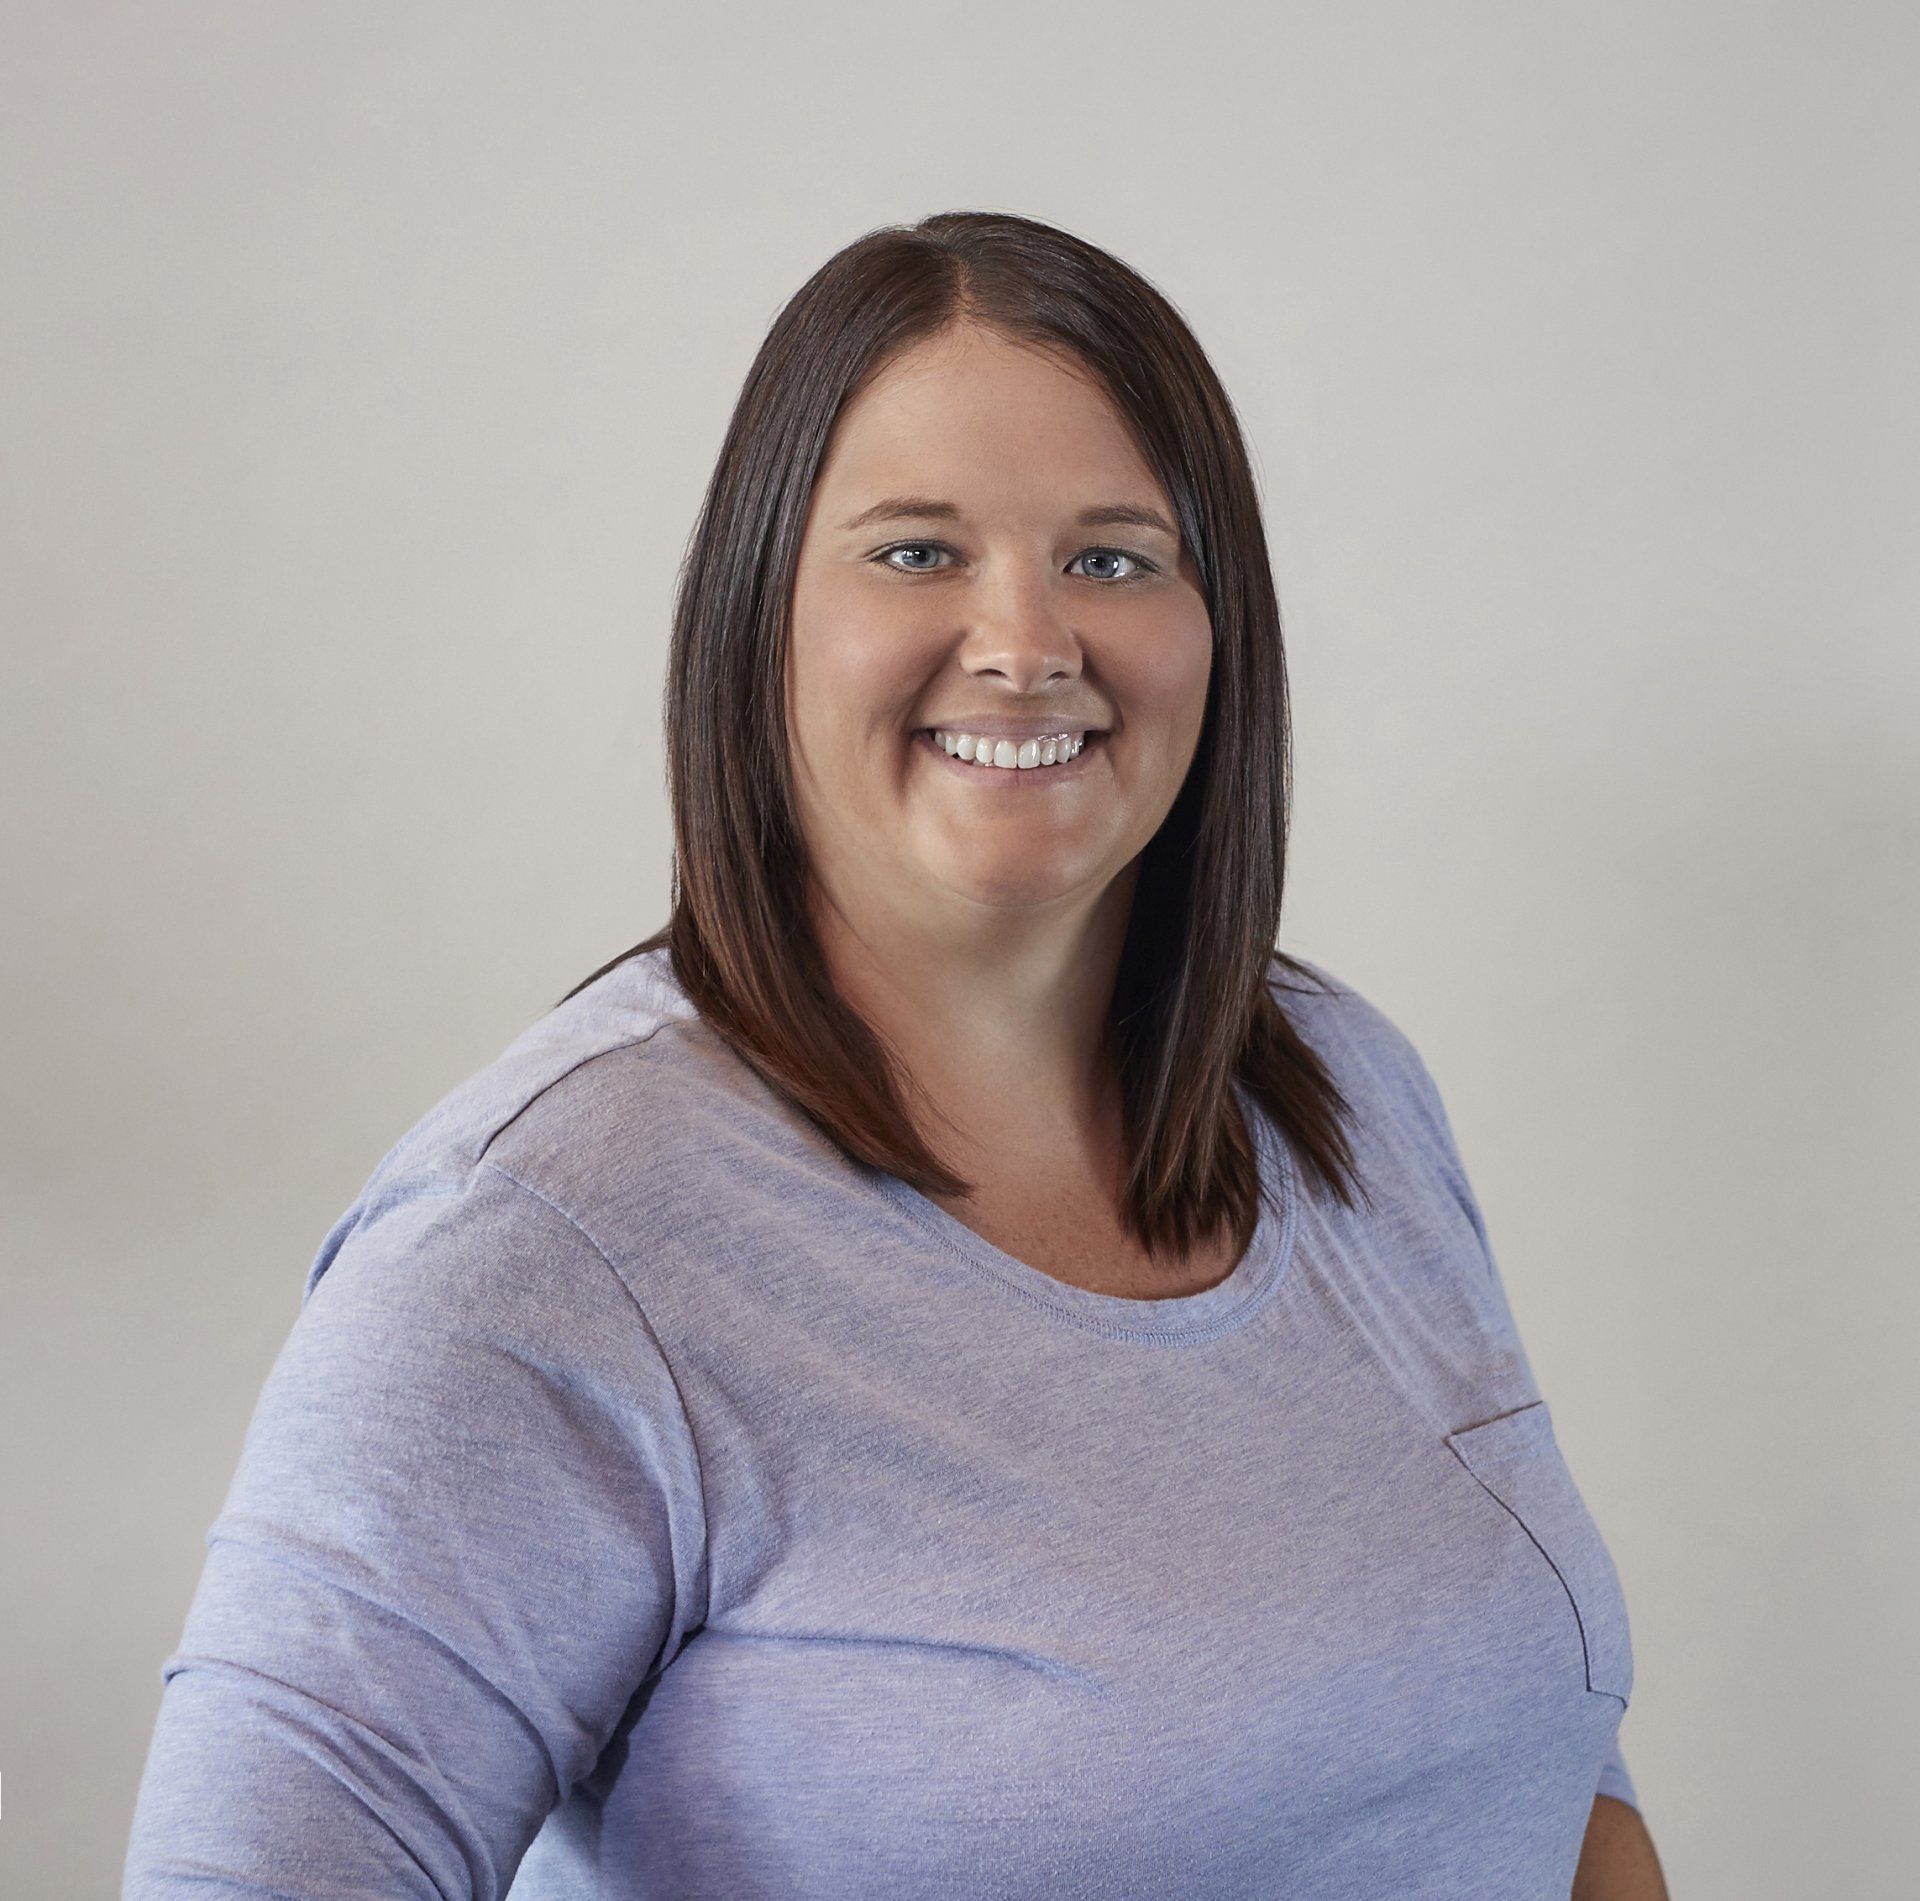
[786,321,1214,943]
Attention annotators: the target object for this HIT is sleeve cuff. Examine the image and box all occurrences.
[1595,1756,1640,1813]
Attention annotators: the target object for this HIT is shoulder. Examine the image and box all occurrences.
[304,948,818,1305]
[1263,950,1460,1161]
[1267,951,1433,1090]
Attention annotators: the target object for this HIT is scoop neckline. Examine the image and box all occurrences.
[870,1079,1299,1343]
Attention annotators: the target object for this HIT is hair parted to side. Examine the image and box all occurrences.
[560,207,1372,1258]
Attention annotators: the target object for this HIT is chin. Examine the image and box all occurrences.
[932,855,1100,910]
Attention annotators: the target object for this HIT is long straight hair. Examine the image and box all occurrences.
[561,209,1371,1262]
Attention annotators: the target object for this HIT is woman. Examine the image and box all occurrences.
[124,211,1667,1899]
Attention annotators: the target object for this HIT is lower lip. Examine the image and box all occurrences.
[914,730,1108,785]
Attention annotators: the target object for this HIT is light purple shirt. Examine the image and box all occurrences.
[125,948,1640,1897]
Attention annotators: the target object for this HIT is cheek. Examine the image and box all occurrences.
[788,573,933,750]
[1115,613,1212,740]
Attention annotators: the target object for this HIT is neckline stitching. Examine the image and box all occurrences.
[873,1113,1300,1346]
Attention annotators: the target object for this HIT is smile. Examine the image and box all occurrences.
[914,728,1107,784]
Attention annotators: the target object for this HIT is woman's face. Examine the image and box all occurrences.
[787,322,1213,937]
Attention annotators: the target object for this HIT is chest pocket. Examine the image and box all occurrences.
[1444,1399,1635,1703]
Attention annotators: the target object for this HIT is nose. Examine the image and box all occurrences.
[957,574,1084,693]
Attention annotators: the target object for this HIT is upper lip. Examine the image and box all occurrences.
[919,715,1109,738]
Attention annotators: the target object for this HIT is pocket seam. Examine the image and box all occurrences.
[1445,1402,1631,1705]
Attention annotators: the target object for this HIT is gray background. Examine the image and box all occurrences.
[4,3,1914,1894]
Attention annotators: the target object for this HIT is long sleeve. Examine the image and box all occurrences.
[122,1157,708,1900]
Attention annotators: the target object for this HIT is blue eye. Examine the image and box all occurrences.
[878,542,949,572]
[872,541,1158,584]
[1071,548,1154,584]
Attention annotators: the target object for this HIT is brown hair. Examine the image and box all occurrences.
[560,209,1371,1262]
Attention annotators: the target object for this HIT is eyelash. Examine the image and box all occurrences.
[869,540,1160,585]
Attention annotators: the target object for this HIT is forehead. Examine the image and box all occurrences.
[814,327,1161,505]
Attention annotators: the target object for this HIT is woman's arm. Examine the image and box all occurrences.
[1571,1792,1671,1900]
[122,1160,704,1897]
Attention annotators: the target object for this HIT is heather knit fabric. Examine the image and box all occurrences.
[125,948,1640,1899]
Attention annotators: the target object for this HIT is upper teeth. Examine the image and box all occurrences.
[931,730,1088,769]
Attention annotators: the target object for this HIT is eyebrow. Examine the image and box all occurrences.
[838,495,1180,543]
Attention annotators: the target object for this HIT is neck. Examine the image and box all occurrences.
[806,869,1136,1178]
